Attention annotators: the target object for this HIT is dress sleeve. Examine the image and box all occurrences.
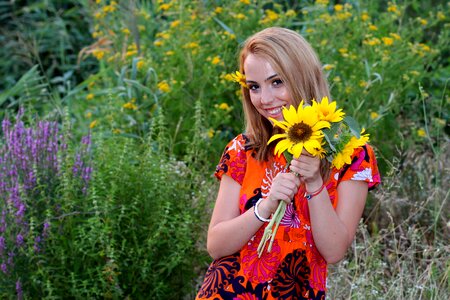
[214,134,248,185]
[338,144,381,190]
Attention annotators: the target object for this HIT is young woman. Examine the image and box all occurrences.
[196,27,380,299]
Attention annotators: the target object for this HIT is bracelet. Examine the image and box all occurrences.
[304,184,325,201]
[254,198,270,222]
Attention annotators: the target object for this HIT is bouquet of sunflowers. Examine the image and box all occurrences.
[258,97,369,257]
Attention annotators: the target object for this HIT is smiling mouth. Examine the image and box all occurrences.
[267,107,282,115]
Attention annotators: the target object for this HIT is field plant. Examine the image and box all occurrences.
[0,0,448,299]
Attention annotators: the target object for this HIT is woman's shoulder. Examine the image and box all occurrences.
[333,143,381,189]
[223,133,252,153]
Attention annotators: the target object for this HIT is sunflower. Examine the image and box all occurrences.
[231,71,248,88]
[312,96,345,123]
[332,129,369,169]
[268,102,331,158]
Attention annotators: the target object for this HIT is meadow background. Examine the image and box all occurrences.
[0,0,448,299]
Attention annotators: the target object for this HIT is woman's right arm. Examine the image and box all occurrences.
[207,173,300,260]
[206,175,265,259]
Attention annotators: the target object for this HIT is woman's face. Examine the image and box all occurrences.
[244,54,293,121]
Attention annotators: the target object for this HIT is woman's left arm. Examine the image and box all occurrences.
[290,153,368,264]
[307,180,368,264]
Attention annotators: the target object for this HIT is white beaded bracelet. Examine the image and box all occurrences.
[254,198,270,222]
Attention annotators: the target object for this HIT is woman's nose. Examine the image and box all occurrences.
[260,87,273,105]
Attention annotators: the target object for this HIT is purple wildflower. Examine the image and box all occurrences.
[1,262,7,274]
[0,236,5,255]
[16,279,23,300]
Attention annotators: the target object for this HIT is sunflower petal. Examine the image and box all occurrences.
[274,138,292,156]
[268,133,288,145]
[290,142,304,158]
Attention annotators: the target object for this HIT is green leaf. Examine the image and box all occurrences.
[322,130,336,152]
[344,116,361,138]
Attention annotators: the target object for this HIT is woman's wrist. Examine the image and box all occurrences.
[258,197,276,218]
[305,178,324,193]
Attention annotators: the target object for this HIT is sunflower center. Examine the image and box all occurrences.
[287,122,313,143]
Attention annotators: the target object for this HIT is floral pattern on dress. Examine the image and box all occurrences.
[280,203,301,228]
[241,230,282,283]
[270,249,311,299]
[197,135,381,300]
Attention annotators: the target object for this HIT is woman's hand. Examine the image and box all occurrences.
[259,172,301,216]
[289,150,323,191]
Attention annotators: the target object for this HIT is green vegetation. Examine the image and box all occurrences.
[0,0,448,299]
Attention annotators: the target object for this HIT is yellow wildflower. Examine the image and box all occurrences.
[138,25,145,32]
[370,112,379,119]
[315,0,329,5]
[263,9,279,22]
[361,12,369,21]
[137,60,145,70]
[154,40,163,47]
[218,103,230,110]
[382,37,394,46]
[240,0,250,4]
[306,28,315,33]
[156,32,170,39]
[86,112,92,118]
[126,50,138,57]
[165,50,175,56]
[158,81,170,93]
[92,49,105,60]
[364,38,381,46]
[123,102,138,110]
[336,11,352,20]
[389,33,401,40]
[333,76,341,83]
[334,4,343,11]
[122,28,131,35]
[86,93,94,100]
[159,3,172,11]
[285,10,296,17]
[235,13,246,20]
[90,120,98,129]
[369,24,378,31]
[339,48,348,54]
[96,0,101,4]
[211,56,221,65]
[319,13,332,23]
[417,128,426,137]
[323,64,335,71]
[419,43,431,52]
[387,4,398,14]
[208,128,215,139]
[223,73,234,82]
[183,42,199,49]
[224,31,236,40]
[437,12,446,21]
[170,20,180,28]
[214,7,223,14]
[417,17,428,26]
[359,80,367,88]
[410,70,420,76]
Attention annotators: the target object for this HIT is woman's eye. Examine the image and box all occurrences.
[272,79,283,86]
[249,84,259,91]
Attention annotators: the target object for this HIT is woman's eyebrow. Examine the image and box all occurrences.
[246,74,278,84]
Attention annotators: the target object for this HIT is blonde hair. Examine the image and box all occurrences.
[239,27,331,164]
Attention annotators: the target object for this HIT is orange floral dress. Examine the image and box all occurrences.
[196,134,380,300]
